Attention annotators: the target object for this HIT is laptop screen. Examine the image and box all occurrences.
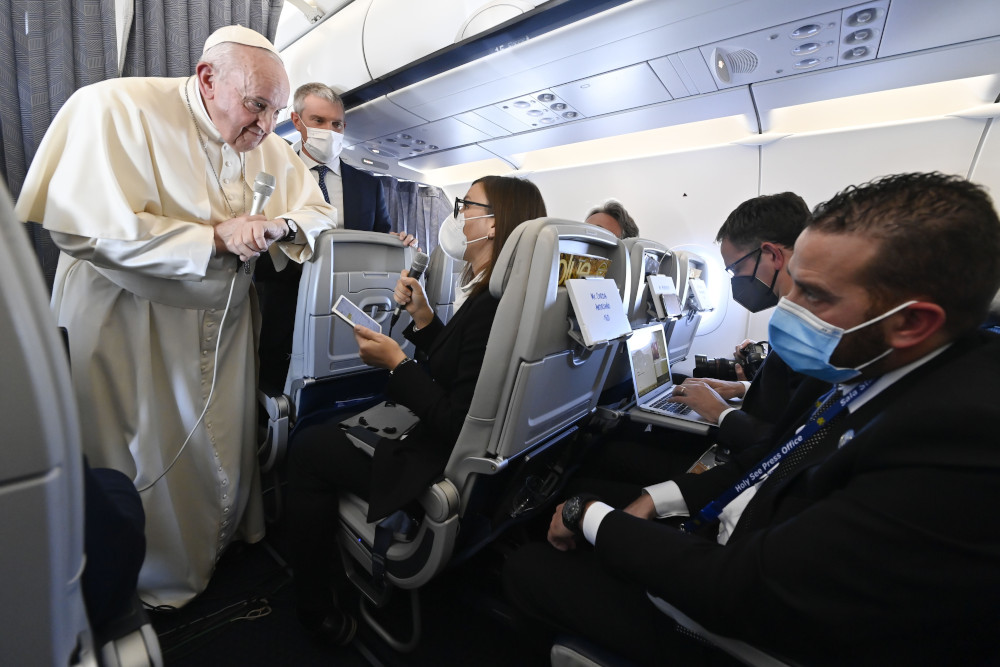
[627,324,673,398]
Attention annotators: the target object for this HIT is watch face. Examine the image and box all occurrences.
[563,496,582,531]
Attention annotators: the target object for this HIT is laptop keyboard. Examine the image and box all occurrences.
[649,393,693,415]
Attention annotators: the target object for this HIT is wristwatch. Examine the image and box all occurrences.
[281,218,298,242]
[562,493,601,535]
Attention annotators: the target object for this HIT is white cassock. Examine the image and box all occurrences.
[15,75,337,607]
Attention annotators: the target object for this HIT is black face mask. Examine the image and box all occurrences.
[729,249,779,313]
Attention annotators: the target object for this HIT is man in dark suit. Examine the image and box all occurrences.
[504,172,1000,666]
[568,193,819,506]
[676,192,814,451]
[255,82,415,391]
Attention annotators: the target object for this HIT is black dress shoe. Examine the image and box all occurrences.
[298,608,357,646]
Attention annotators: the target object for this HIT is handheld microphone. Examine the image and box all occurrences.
[250,172,276,216]
[390,251,430,330]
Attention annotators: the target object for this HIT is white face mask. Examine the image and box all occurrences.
[439,213,492,262]
[303,127,344,164]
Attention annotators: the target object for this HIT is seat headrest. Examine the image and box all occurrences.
[489,217,619,298]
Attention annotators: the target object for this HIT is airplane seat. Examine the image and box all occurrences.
[423,243,466,326]
[549,634,640,667]
[548,604,798,667]
[335,218,628,651]
[645,595,800,667]
[549,593,800,667]
[663,250,708,375]
[0,184,161,666]
[594,238,675,418]
[258,230,416,475]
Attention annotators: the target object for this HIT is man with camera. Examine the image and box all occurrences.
[532,193,827,523]
[668,191,825,454]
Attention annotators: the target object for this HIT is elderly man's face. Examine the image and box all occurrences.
[586,212,623,239]
[202,47,289,152]
[784,227,889,368]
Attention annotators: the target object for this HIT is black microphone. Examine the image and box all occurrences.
[250,172,276,216]
[390,251,430,330]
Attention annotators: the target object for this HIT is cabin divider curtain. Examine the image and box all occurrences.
[380,178,451,257]
[123,0,282,77]
[0,0,119,287]
[0,0,283,289]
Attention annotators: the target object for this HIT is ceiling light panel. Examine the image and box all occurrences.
[489,90,586,129]
[552,63,673,117]
[359,116,494,159]
[699,0,889,89]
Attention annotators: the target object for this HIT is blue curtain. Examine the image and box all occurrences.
[0,0,119,285]
[379,177,451,256]
[124,0,282,77]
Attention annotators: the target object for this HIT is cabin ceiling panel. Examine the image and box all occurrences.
[763,75,1000,136]
[453,110,513,139]
[551,63,672,118]
[478,87,756,160]
[385,0,787,122]
[398,144,507,172]
[697,1,889,91]
[753,37,1000,132]
[344,97,427,146]
[760,117,987,206]
[362,0,549,79]
[879,0,1000,57]
[360,117,495,160]
[281,0,373,95]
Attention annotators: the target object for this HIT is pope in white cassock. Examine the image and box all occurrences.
[15,26,337,607]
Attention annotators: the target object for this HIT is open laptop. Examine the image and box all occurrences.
[626,322,716,432]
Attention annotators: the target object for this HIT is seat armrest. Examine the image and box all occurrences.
[419,479,459,523]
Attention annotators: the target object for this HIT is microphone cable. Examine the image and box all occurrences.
[137,267,239,493]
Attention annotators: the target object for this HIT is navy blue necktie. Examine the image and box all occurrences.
[314,165,331,204]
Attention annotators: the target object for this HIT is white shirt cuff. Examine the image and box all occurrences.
[739,380,752,396]
[643,481,690,518]
[581,501,615,545]
[717,406,739,426]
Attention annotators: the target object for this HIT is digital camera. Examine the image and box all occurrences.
[693,341,767,381]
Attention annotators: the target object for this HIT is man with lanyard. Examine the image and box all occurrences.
[560,193,823,517]
[16,26,336,607]
[503,172,1000,665]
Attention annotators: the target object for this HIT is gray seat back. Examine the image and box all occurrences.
[0,185,92,664]
[664,249,706,364]
[423,244,465,325]
[285,229,416,401]
[446,218,627,481]
[600,238,673,401]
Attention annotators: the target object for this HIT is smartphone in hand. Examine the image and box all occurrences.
[332,295,382,333]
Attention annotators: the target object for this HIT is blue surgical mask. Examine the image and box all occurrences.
[768,297,916,383]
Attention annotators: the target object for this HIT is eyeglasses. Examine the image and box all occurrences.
[454,197,493,219]
[724,247,763,277]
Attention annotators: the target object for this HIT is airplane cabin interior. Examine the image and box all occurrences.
[2,0,999,665]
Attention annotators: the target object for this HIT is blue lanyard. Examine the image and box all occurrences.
[681,379,875,532]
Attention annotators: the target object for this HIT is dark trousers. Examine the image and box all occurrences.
[567,426,710,506]
[83,464,146,630]
[502,542,736,666]
[285,420,373,613]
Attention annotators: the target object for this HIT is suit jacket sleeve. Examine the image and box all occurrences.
[594,334,1000,661]
[385,292,499,447]
[372,177,391,234]
[715,352,812,453]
